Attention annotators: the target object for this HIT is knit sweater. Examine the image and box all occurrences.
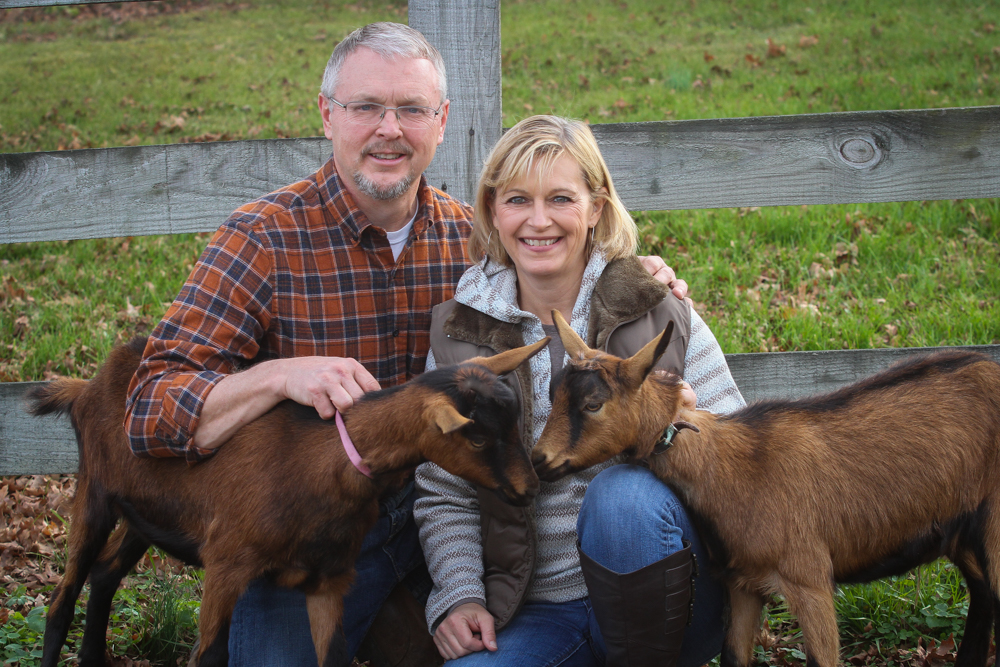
[413,251,745,629]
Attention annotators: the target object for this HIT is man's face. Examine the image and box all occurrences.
[320,47,449,209]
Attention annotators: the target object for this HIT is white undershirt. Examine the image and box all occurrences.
[385,211,417,261]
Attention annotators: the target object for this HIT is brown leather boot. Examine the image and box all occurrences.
[579,542,694,667]
[354,582,443,667]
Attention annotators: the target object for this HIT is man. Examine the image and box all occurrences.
[125,21,686,666]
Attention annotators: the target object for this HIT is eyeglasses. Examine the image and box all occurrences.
[327,97,442,129]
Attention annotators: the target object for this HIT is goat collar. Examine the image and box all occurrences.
[652,420,700,455]
[336,411,373,478]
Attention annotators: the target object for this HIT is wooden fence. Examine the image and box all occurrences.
[1,0,999,475]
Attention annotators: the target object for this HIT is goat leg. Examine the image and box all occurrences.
[41,484,117,667]
[193,560,259,667]
[77,523,151,666]
[953,565,993,667]
[781,582,839,667]
[305,574,355,667]
[720,585,765,667]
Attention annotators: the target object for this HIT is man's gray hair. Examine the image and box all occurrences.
[320,22,447,103]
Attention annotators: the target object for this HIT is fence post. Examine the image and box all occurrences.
[409,0,502,206]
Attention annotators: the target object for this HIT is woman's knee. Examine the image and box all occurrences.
[578,465,690,571]
[580,465,687,533]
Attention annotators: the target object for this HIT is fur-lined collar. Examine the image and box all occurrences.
[442,255,668,351]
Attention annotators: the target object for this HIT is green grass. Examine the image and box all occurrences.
[1,0,999,664]
[1,554,201,667]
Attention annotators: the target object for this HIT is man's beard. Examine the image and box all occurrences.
[353,171,416,201]
[353,141,416,200]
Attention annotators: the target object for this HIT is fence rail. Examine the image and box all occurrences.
[3,106,999,244]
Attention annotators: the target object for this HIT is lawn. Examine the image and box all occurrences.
[1,0,998,664]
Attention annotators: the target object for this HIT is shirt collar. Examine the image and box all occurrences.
[316,156,435,243]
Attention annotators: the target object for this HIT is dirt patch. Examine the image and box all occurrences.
[0,475,73,606]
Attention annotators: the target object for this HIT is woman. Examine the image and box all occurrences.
[414,116,745,667]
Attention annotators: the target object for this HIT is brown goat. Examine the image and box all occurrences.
[31,336,547,667]
[532,310,1000,667]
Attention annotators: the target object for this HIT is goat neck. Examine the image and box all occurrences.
[647,406,763,520]
[337,384,450,478]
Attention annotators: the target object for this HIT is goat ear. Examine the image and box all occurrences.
[551,309,594,361]
[622,321,675,387]
[473,337,550,375]
[429,401,473,434]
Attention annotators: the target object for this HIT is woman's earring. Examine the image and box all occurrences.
[589,226,595,249]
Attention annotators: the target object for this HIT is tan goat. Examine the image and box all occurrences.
[532,310,1000,667]
[31,336,546,667]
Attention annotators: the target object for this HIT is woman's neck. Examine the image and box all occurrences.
[515,266,586,325]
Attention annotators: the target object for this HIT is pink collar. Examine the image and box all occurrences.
[336,411,373,478]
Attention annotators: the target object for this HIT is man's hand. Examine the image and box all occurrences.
[638,255,689,300]
[433,602,497,660]
[193,355,379,451]
[279,356,381,419]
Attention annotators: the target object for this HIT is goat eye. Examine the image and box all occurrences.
[469,436,486,448]
[583,402,603,412]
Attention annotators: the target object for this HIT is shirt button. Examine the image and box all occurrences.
[392,329,400,337]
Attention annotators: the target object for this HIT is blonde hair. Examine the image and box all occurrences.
[468,115,638,266]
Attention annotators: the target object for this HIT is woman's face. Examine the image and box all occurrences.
[490,153,604,283]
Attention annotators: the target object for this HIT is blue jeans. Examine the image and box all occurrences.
[228,481,429,667]
[445,600,604,667]
[447,465,724,667]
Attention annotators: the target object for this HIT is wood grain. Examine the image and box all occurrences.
[0,0,147,7]
[410,0,503,206]
[4,107,997,244]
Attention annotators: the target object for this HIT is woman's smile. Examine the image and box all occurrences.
[491,153,604,283]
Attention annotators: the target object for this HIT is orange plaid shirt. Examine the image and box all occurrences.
[125,157,473,462]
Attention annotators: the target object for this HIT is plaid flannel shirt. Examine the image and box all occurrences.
[124,157,473,463]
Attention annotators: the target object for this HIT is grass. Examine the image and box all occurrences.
[1,549,202,667]
[1,0,998,664]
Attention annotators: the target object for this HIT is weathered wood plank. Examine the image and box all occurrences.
[6,344,1000,475]
[593,106,1000,210]
[0,382,78,476]
[0,0,148,7]
[4,106,998,245]
[728,344,1000,404]
[0,138,331,243]
[409,0,502,206]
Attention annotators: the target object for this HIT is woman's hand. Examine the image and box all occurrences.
[638,255,689,300]
[680,380,697,410]
[433,602,498,660]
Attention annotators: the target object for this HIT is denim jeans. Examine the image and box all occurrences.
[444,599,604,667]
[228,481,429,667]
[446,464,724,667]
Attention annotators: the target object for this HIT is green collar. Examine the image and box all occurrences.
[652,423,680,454]
[652,420,700,455]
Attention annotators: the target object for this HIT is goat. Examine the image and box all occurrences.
[532,310,1000,667]
[30,335,547,667]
